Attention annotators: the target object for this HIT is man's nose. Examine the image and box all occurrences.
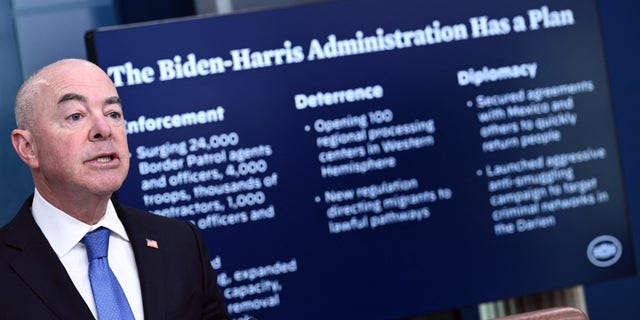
[89,114,112,141]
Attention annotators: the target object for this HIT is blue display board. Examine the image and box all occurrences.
[86,0,635,319]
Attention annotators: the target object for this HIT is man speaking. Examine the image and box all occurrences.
[0,59,230,319]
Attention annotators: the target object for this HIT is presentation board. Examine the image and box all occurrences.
[86,0,636,319]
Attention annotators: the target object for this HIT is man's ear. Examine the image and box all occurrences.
[11,129,39,169]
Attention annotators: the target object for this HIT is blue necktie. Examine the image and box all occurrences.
[82,227,135,320]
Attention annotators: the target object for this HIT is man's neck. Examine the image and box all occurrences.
[34,186,111,225]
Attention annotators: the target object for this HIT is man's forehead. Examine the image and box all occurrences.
[57,92,121,105]
[43,60,113,85]
[24,60,117,108]
[40,72,117,98]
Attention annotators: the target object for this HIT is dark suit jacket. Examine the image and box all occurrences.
[0,195,230,320]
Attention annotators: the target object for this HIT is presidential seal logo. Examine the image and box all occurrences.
[587,235,622,267]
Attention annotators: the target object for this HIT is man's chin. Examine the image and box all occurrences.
[86,179,126,196]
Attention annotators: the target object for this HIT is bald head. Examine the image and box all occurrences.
[10,58,129,222]
[14,59,112,132]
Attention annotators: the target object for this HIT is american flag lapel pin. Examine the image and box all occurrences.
[146,238,159,249]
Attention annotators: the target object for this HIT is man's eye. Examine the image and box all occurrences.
[108,111,122,119]
[68,113,82,121]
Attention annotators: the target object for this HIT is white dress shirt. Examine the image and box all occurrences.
[31,188,145,320]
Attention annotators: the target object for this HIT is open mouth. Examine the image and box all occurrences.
[94,154,117,163]
[96,156,112,163]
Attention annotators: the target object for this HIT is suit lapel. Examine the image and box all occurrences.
[115,201,167,320]
[5,197,94,319]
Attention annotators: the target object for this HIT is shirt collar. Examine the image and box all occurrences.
[31,188,130,258]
